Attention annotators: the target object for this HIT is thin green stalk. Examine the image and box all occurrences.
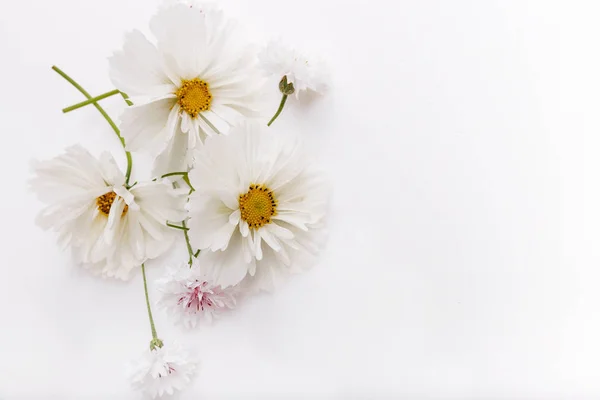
[166,222,189,231]
[52,66,133,186]
[120,91,133,106]
[62,89,121,113]
[171,181,197,266]
[267,94,288,126]
[161,172,188,178]
[182,219,194,266]
[182,174,195,192]
[141,264,159,342]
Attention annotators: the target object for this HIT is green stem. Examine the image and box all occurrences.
[182,219,194,266]
[161,172,195,192]
[267,94,288,126]
[171,181,196,266]
[141,264,159,341]
[120,91,133,106]
[124,154,133,187]
[166,222,189,231]
[161,172,188,178]
[62,89,121,113]
[52,66,133,186]
[182,175,195,192]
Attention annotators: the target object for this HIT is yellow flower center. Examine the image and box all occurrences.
[238,184,278,229]
[175,78,212,118]
[96,191,128,217]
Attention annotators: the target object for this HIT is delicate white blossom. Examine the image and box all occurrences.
[156,261,237,327]
[30,145,187,279]
[128,341,196,398]
[259,39,328,97]
[109,2,263,175]
[187,121,328,291]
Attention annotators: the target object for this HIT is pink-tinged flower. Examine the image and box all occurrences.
[156,261,237,328]
[127,341,196,398]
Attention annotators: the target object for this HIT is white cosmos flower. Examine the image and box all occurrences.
[128,341,196,398]
[187,122,328,290]
[109,2,263,175]
[156,260,237,328]
[259,39,328,97]
[30,145,187,280]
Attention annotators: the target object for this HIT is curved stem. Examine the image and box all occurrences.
[267,94,288,126]
[161,172,188,178]
[141,264,158,341]
[62,89,121,113]
[52,66,133,185]
[161,172,195,192]
[182,175,195,192]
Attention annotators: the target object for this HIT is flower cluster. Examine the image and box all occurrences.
[33,1,329,398]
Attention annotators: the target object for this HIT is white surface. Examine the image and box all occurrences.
[1,0,600,398]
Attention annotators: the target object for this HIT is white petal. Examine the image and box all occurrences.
[259,227,281,252]
[137,211,165,241]
[109,29,175,98]
[253,231,263,260]
[199,234,249,287]
[98,152,127,187]
[126,212,145,261]
[120,97,177,153]
[150,4,210,80]
[210,221,236,252]
[272,211,309,231]
[239,220,249,237]
[200,110,229,135]
[266,222,294,240]
[188,195,232,250]
[152,118,194,177]
[105,198,126,244]
[228,209,241,225]
[113,186,137,210]
[196,114,217,137]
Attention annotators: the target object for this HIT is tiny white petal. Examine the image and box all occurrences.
[239,220,249,237]
[127,341,196,398]
[229,209,241,225]
[258,39,329,96]
[259,227,281,252]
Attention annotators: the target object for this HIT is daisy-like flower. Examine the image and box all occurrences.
[187,122,328,291]
[156,261,237,327]
[109,2,263,175]
[128,341,196,398]
[259,39,328,98]
[30,145,187,279]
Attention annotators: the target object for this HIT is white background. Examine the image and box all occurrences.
[1,0,600,398]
